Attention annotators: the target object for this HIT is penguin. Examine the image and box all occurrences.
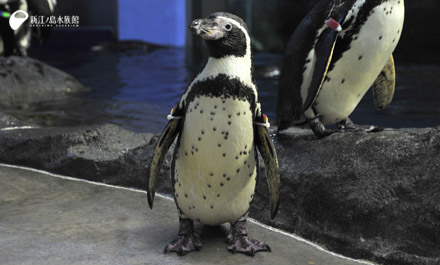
[147,12,280,256]
[277,0,405,138]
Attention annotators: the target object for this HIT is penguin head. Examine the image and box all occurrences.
[190,12,250,58]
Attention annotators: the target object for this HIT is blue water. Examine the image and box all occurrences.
[19,46,440,133]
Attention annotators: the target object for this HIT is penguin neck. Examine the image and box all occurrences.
[199,53,253,87]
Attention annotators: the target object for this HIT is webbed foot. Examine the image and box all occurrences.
[164,219,202,256]
[337,118,384,133]
[309,117,338,139]
[226,221,271,256]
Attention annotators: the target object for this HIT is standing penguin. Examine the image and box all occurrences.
[277,0,405,138]
[148,12,280,256]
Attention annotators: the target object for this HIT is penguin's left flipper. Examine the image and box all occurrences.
[373,55,396,110]
[148,111,183,209]
[303,19,343,111]
[254,119,280,219]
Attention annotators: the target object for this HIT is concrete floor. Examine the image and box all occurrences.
[0,164,375,265]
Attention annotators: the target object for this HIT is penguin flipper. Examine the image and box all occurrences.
[255,122,280,219]
[303,27,339,111]
[148,117,183,209]
[372,55,396,110]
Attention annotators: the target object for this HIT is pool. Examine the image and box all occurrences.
[6,45,439,133]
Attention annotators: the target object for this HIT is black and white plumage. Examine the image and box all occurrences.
[148,12,280,256]
[277,0,405,138]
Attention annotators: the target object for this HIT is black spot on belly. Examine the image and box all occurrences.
[379,36,383,40]
[210,173,214,176]
[223,153,226,157]
[198,137,202,141]
[200,110,203,114]
[201,130,205,135]
[213,127,217,131]
[210,112,215,115]
[218,143,221,147]
[228,115,232,119]
[217,194,220,197]
[211,205,214,209]
[228,121,232,125]
[203,195,206,200]
[237,169,240,173]
[235,156,239,160]
[341,79,345,84]
[237,112,241,116]
[227,177,231,181]
[220,183,224,187]
[358,55,363,60]
[223,174,226,178]
[214,105,217,109]
[185,194,188,198]
[208,184,211,188]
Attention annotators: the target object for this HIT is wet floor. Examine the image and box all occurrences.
[3,46,439,133]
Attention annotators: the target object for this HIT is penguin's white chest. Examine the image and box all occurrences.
[306,0,405,125]
[173,96,257,226]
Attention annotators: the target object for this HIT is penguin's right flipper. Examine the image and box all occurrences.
[254,117,280,219]
[372,55,396,110]
[303,23,340,111]
[148,110,183,209]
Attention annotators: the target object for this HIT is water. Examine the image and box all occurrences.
[6,46,439,133]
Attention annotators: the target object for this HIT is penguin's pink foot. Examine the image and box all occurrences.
[164,219,202,256]
[226,221,271,256]
[164,234,202,255]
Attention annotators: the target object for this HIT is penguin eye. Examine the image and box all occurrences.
[224,24,232,31]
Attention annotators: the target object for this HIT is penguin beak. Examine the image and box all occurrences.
[189,18,225,40]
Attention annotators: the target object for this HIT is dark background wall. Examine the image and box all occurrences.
[50,0,439,63]
[54,0,118,38]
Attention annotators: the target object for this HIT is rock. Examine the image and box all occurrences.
[0,56,89,108]
[251,127,440,265]
[0,112,23,128]
[0,124,155,189]
[1,123,439,265]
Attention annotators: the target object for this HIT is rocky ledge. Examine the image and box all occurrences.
[0,115,439,265]
[0,56,89,108]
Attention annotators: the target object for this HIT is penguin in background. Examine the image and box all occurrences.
[0,0,56,56]
[148,12,280,256]
[277,0,405,138]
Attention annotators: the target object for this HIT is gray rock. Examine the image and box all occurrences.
[0,123,439,265]
[0,56,89,108]
[251,127,440,265]
[0,112,23,128]
[0,124,154,188]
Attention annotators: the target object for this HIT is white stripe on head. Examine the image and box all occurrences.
[180,15,256,109]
